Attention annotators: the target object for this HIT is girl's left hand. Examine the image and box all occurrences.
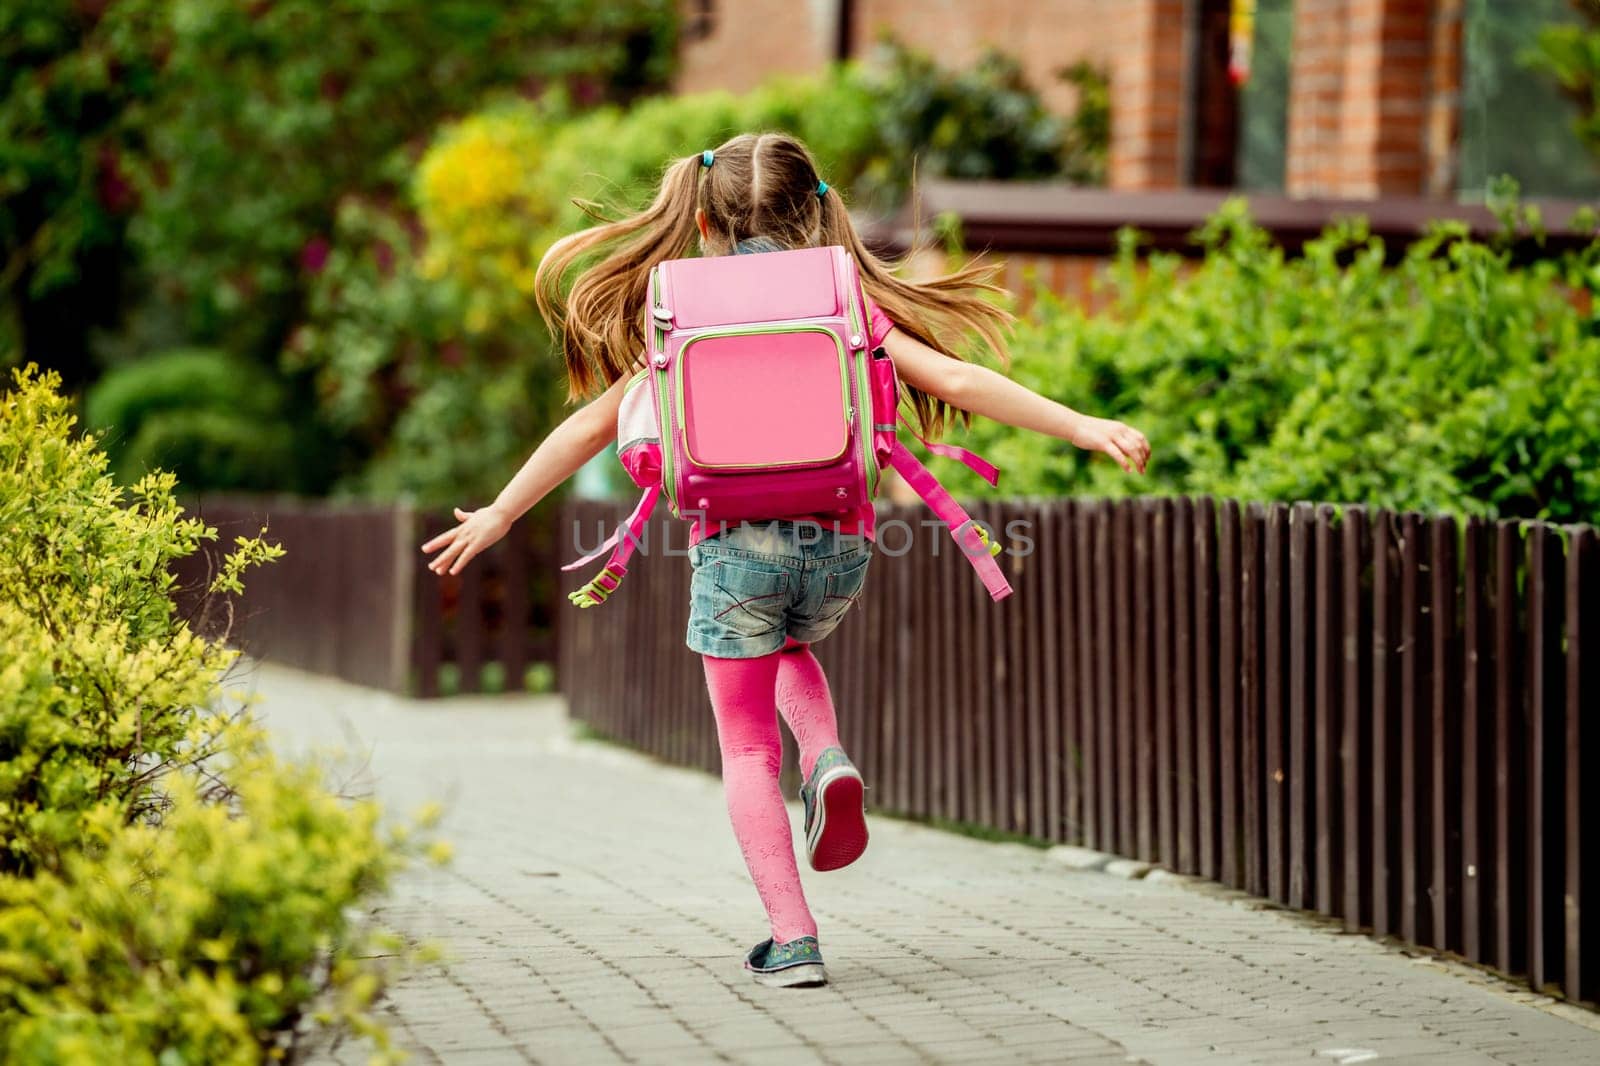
[1073,417,1151,475]
[421,505,512,576]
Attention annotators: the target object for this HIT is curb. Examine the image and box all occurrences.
[1043,844,1600,1035]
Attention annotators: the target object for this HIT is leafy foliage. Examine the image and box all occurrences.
[3,0,678,390]
[123,0,677,346]
[0,365,435,1060]
[955,202,1600,524]
[83,347,301,492]
[0,732,429,1065]
[860,41,1106,194]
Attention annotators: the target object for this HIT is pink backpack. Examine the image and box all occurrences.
[564,245,1012,606]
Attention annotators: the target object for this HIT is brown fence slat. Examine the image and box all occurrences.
[1115,501,1136,856]
[1527,522,1550,991]
[1313,503,1340,917]
[1133,500,1155,862]
[1154,498,1176,868]
[1039,502,1065,842]
[414,516,448,699]
[500,527,531,693]
[1194,496,1219,882]
[1460,517,1485,961]
[1081,500,1104,848]
[1341,507,1370,931]
[1526,523,1565,992]
[1568,525,1599,1004]
[1288,501,1313,910]
[1371,510,1400,938]
[1241,502,1265,898]
[1398,512,1425,946]
[1492,520,1523,975]
[1264,502,1289,905]
[1565,526,1591,1003]
[1219,499,1242,889]
[1173,497,1197,876]
[1430,515,1460,952]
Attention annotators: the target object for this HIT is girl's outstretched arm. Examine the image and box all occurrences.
[422,375,628,575]
[882,328,1151,475]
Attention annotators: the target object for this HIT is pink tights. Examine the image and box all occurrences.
[702,639,843,943]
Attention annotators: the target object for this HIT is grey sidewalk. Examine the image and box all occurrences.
[238,661,1600,1066]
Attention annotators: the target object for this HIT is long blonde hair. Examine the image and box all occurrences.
[534,131,1012,436]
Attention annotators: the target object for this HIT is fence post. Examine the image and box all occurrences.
[390,502,418,695]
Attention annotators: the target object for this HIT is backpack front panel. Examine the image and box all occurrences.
[645,246,878,523]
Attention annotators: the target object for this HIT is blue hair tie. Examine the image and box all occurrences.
[816,180,829,197]
[701,150,714,168]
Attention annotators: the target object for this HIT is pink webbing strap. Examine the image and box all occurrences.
[899,415,999,487]
[562,485,661,607]
[886,440,1012,602]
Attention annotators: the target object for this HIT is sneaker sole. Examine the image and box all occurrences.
[807,766,867,872]
[750,962,828,988]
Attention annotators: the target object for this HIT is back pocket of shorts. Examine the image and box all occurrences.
[707,558,790,626]
[818,553,871,621]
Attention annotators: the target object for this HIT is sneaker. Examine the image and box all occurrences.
[744,936,827,988]
[800,747,868,871]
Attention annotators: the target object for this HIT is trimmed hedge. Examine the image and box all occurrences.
[951,201,1600,524]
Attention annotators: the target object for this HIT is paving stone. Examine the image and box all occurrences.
[245,663,1600,1066]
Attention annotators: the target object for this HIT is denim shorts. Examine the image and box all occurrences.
[686,520,872,658]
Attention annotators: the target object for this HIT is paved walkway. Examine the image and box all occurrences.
[238,661,1600,1066]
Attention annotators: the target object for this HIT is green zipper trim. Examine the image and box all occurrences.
[843,277,878,499]
[671,325,852,471]
[649,269,665,354]
[855,346,877,497]
[656,365,677,514]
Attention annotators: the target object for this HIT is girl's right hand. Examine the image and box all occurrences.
[421,504,513,576]
[1072,417,1151,475]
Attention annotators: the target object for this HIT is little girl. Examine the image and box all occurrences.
[421,133,1149,989]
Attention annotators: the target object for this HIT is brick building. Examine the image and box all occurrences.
[677,0,1595,305]
[676,0,1471,201]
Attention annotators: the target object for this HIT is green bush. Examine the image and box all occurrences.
[955,201,1600,524]
[864,42,1107,193]
[3,1,679,402]
[83,348,300,492]
[0,735,426,1065]
[0,364,434,1061]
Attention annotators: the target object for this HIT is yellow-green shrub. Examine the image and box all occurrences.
[0,726,422,1065]
[0,365,436,1061]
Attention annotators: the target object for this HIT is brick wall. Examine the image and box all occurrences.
[674,0,834,94]
[1286,0,1455,198]
[674,0,1471,201]
[1106,0,1190,189]
[852,0,1119,115]
[1425,0,1464,198]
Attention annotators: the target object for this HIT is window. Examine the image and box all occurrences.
[1459,0,1600,200]
[684,0,715,43]
[1234,0,1294,192]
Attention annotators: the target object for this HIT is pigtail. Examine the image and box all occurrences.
[536,154,705,399]
[818,188,1013,439]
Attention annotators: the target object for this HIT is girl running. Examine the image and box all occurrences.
[421,132,1150,989]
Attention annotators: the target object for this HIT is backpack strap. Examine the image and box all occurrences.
[899,414,999,486]
[885,439,1012,602]
[562,484,661,608]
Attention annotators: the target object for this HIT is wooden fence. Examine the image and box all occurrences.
[559,496,1600,1006]
[171,495,558,696]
